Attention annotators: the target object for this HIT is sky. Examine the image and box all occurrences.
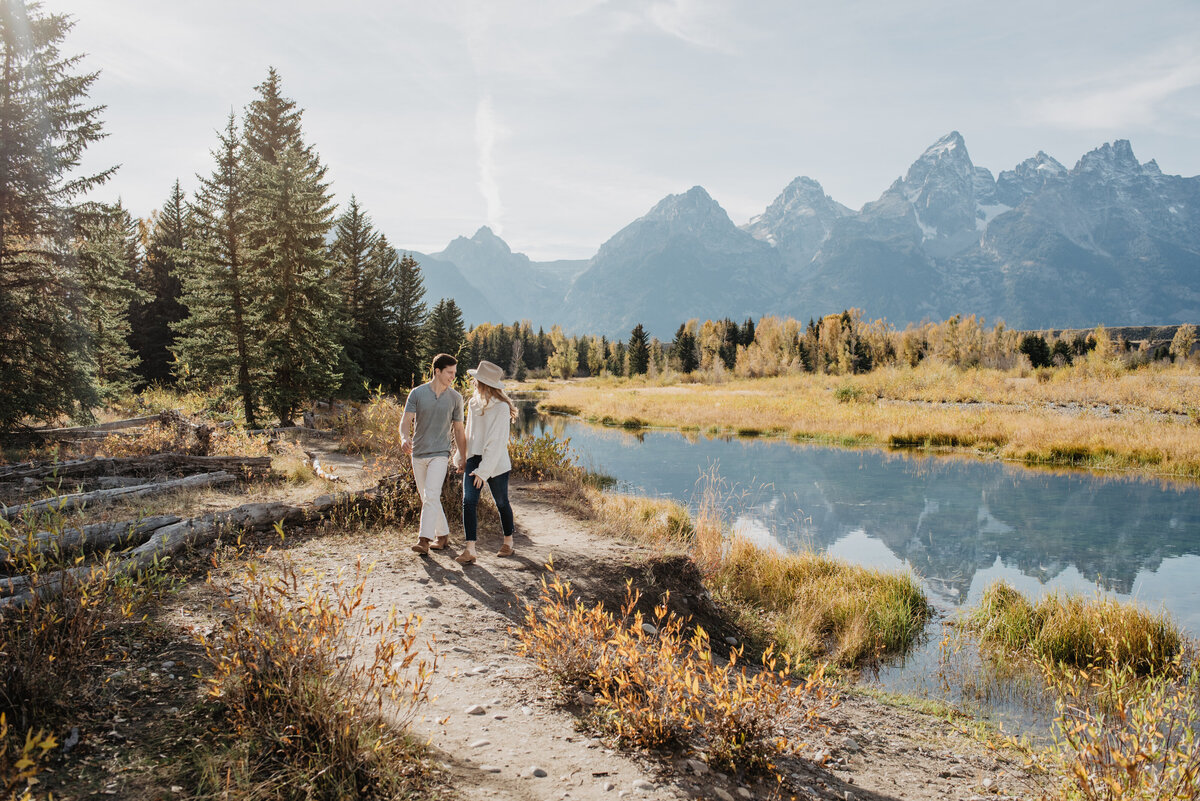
[50,0,1200,261]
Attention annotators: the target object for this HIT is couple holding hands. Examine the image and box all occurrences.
[399,353,517,565]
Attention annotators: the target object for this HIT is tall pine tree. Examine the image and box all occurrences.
[628,323,650,376]
[0,1,113,428]
[130,180,188,386]
[394,253,427,388]
[330,198,404,395]
[242,69,342,424]
[671,323,698,373]
[249,142,341,424]
[424,298,466,365]
[329,195,376,395]
[360,235,404,389]
[174,113,264,427]
[76,201,147,402]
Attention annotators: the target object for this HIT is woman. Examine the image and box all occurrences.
[454,360,518,564]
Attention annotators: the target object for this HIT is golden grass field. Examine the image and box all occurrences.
[533,361,1200,479]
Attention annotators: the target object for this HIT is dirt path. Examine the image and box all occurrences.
[270,474,1033,801]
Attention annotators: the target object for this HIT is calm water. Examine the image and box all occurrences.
[516,402,1200,733]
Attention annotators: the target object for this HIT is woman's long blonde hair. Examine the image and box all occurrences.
[475,380,518,422]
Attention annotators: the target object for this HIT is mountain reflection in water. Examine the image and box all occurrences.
[518,405,1200,636]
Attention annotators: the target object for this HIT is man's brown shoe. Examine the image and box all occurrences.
[430,535,450,551]
[454,550,477,564]
[411,538,431,555]
[496,544,514,557]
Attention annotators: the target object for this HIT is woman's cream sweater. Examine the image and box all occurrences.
[465,394,512,481]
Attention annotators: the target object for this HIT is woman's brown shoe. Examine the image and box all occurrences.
[496,544,514,557]
[430,535,450,550]
[454,551,477,564]
[410,538,431,555]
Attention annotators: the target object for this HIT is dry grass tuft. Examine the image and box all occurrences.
[968,581,1182,674]
[584,492,694,547]
[341,391,408,466]
[709,538,931,667]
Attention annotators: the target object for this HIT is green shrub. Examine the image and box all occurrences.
[833,384,866,403]
[510,433,580,480]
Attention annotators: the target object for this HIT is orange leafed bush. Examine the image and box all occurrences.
[517,566,835,775]
[199,557,437,796]
[1041,659,1200,801]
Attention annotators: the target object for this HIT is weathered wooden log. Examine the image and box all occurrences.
[39,414,165,435]
[247,425,339,440]
[0,454,272,482]
[1,413,170,444]
[95,476,156,490]
[1,471,236,520]
[308,453,343,483]
[0,474,405,610]
[0,515,182,562]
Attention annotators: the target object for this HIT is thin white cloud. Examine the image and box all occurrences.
[475,96,504,235]
[1032,48,1200,130]
[646,0,737,54]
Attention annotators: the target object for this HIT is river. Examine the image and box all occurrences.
[515,401,1200,733]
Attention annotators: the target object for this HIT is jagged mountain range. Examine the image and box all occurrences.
[402,132,1200,338]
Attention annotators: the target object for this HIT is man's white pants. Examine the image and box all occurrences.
[411,455,450,541]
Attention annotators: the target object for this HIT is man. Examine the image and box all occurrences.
[400,353,467,555]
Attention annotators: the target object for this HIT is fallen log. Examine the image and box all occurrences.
[247,425,339,440]
[1,413,169,443]
[0,454,272,482]
[1,471,236,520]
[308,453,344,483]
[95,476,159,490]
[35,414,165,435]
[0,515,182,563]
[0,474,406,610]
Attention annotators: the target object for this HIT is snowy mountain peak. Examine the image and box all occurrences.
[742,175,852,262]
[769,176,847,213]
[995,151,1068,206]
[907,131,973,179]
[1031,151,1067,175]
[891,131,982,246]
[645,185,727,223]
[921,130,966,159]
[1075,140,1143,179]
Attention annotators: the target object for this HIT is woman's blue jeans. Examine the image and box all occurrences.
[462,455,514,542]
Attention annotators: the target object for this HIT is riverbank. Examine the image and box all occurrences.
[15,434,1035,801]
[530,363,1200,479]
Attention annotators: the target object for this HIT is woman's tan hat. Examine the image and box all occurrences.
[468,360,506,390]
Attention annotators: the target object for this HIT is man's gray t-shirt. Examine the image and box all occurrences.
[403,382,464,458]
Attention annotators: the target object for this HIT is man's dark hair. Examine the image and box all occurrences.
[431,353,457,373]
